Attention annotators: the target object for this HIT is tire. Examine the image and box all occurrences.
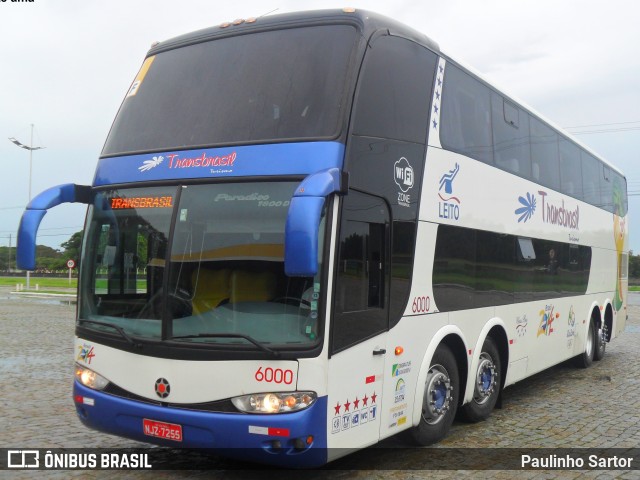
[593,322,607,361]
[459,337,501,423]
[574,319,595,368]
[410,344,459,446]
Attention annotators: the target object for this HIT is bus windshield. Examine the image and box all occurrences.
[102,25,357,156]
[79,182,324,350]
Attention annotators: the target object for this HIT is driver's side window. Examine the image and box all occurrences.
[332,191,389,353]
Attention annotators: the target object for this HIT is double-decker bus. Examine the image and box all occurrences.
[17,9,628,467]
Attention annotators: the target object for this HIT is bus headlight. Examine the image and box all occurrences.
[75,364,109,390]
[231,391,317,414]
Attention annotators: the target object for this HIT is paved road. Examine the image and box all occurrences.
[1,287,639,479]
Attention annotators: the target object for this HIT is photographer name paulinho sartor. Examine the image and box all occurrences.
[522,454,634,469]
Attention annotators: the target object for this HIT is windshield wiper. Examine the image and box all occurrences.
[171,333,280,358]
[78,319,142,348]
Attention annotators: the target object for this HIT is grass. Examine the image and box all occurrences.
[0,276,77,289]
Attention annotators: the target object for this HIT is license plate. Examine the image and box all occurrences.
[143,418,183,442]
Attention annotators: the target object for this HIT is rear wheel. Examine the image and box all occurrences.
[410,344,459,446]
[574,319,595,368]
[460,337,501,422]
[594,322,607,361]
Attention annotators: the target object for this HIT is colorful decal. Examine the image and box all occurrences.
[613,180,626,311]
[538,305,559,337]
[514,191,579,230]
[438,163,461,220]
[126,56,155,98]
[77,344,95,364]
[331,392,378,434]
[394,378,406,404]
[394,157,414,207]
[392,361,412,377]
[567,306,577,348]
[516,314,528,338]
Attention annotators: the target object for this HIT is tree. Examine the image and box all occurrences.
[61,231,83,264]
[629,252,640,280]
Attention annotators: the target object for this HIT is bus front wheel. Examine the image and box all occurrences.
[410,344,459,446]
[459,337,501,422]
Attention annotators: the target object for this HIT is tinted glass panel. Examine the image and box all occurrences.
[352,36,435,143]
[492,93,531,176]
[611,171,628,215]
[476,230,514,306]
[333,191,389,352]
[390,221,415,327]
[433,225,591,312]
[529,116,559,191]
[600,165,613,212]
[103,26,357,155]
[441,64,493,164]
[581,151,601,206]
[559,139,582,199]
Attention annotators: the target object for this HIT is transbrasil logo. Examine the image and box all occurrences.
[515,190,579,230]
[138,151,237,173]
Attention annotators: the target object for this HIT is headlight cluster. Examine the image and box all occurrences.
[75,364,109,390]
[232,391,316,414]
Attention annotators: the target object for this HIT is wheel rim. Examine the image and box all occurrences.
[422,364,453,425]
[473,353,497,405]
[598,324,607,353]
[586,322,594,357]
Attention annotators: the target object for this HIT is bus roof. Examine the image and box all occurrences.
[143,8,622,179]
[147,9,439,58]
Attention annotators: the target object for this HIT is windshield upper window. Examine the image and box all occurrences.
[79,183,324,351]
[102,25,357,156]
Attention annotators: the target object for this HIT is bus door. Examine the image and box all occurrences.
[327,191,390,451]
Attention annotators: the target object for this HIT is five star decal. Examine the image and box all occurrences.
[331,391,378,434]
[334,392,378,416]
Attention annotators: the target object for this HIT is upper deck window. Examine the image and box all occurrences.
[102,25,358,156]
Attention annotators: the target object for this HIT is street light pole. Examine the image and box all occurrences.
[9,124,44,289]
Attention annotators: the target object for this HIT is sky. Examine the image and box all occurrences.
[1,0,639,254]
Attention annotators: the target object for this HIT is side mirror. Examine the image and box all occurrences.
[17,184,92,270]
[284,168,347,277]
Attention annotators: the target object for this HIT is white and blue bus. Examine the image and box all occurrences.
[17,9,628,467]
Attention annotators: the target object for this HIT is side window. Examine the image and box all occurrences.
[333,191,389,353]
[441,64,493,164]
[601,164,613,212]
[433,225,591,312]
[492,93,531,177]
[611,171,628,216]
[581,152,601,206]
[559,139,582,200]
[351,35,435,143]
[529,116,560,191]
